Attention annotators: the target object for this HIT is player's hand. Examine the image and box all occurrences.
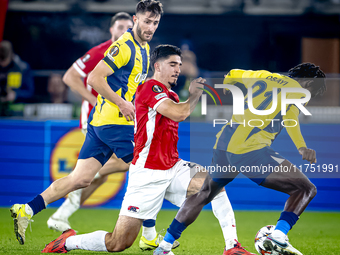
[118,100,135,122]
[299,147,317,164]
[189,77,206,95]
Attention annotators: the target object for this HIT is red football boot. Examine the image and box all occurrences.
[223,240,257,255]
[42,229,76,253]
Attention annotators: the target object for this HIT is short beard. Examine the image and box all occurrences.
[136,23,152,42]
[169,81,177,88]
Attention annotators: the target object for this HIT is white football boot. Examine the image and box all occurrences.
[263,234,303,255]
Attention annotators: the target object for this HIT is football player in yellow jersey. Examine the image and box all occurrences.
[157,63,326,255]
[47,12,134,233]
[10,0,165,250]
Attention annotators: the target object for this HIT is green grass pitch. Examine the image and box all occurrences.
[1,208,340,254]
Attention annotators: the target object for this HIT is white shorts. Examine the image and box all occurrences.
[119,160,193,220]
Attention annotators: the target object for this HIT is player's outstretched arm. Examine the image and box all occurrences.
[156,77,205,122]
[156,99,189,122]
[88,60,135,121]
[63,65,97,106]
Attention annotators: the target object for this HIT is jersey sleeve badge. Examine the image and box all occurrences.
[109,46,119,56]
[107,46,119,62]
[152,85,164,93]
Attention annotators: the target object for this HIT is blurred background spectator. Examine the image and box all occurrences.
[0,40,34,115]
[47,73,68,104]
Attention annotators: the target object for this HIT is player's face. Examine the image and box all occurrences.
[159,55,182,88]
[134,12,160,42]
[110,19,133,41]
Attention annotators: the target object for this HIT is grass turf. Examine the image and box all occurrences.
[1,208,340,254]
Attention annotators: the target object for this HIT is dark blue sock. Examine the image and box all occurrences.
[143,219,156,227]
[164,219,187,244]
[275,211,299,235]
[27,195,46,215]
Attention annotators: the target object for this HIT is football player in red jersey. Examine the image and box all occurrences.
[41,44,253,254]
[47,12,134,233]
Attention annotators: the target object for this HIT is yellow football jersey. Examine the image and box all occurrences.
[89,29,150,127]
[214,69,307,154]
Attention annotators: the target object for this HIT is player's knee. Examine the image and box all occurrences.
[68,172,93,189]
[73,177,92,189]
[305,182,317,199]
[295,180,317,200]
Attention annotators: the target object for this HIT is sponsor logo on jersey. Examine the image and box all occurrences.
[128,206,140,213]
[134,72,147,83]
[155,92,167,100]
[152,85,163,93]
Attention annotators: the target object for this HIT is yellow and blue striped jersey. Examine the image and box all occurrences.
[89,28,150,127]
[214,69,307,154]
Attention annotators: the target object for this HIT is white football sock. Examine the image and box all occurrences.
[24,204,34,217]
[211,191,237,250]
[142,226,157,241]
[65,230,108,251]
[51,189,82,221]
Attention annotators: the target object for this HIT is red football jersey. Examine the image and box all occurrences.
[72,40,112,129]
[132,79,181,170]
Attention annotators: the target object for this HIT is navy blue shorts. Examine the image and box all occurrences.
[210,146,286,186]
[78,124,134,165]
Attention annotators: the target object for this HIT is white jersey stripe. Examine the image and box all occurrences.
[153,97,170,111]
[73,62,87,77]
[76,59,86,69]
[135,107,157,167]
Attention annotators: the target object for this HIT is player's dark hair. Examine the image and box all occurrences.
[136,0,163,17]
[288,63,326,98]
[150,44,181,72]
[110,12,133,27]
